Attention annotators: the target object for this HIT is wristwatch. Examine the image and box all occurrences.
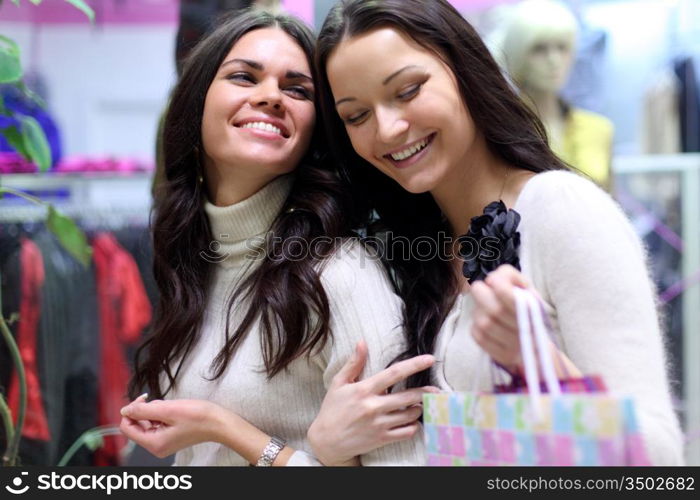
[255,436,286,466]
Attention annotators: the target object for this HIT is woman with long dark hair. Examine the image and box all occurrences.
[120,8,432,466]
[304,0,683,465]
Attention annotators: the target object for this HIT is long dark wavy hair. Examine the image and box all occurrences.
[130,9,350,400]
[315,0,568,388]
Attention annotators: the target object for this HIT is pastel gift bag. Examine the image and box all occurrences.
[423,288,651,466]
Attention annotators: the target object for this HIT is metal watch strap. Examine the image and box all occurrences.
[255,436,286,466]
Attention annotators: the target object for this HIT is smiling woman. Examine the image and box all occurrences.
[200,27,316,206]
[119,8,429,467]
[311,0,683,465]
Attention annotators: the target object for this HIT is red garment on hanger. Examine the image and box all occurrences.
[8,237,51,441]
[92,233,151,466]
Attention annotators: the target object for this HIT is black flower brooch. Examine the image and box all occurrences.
[458,200,522,284]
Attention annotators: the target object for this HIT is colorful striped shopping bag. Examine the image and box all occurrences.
[423,289,651,466]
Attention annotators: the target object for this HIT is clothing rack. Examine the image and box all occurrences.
[614,153,700,466]
[0,205,151,228]
[0,172,153,226]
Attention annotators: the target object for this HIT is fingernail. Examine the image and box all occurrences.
[120,406,130,417]
[138,393,148,400]
[424,386,441,394]
[422,355,436,365]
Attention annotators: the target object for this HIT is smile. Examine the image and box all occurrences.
[385,133,435,162]
[235,118,290,138]
[240,121,283,136]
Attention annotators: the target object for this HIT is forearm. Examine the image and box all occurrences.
[210,407,294,466]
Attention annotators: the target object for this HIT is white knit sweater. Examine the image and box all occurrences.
[167,174,424,466]
[433,170,684,465]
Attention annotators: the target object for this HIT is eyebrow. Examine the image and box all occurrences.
[335,64,422,107]
[220,58,312,82]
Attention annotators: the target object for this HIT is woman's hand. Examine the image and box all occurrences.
[308,341,439,466]
[470,264,581,377]
[470,264,529,373]
[119,398,227,458]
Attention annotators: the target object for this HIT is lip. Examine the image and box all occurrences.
[383,133,436,169]
[234,116,290,138]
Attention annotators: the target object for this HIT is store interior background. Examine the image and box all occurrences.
[0,0,698,466]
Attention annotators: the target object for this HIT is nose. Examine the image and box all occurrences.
[251,79,284,112]
[375,106,409,144]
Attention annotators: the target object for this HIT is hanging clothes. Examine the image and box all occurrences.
[92,233,151,466]
[641,68,682,154]
[561,28,608,115]
[674,57,700,153]
[552,106,614,190]
[7,237,51,441]
[32,228,100,465]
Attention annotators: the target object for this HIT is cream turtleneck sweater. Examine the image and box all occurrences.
[167,174,424,466]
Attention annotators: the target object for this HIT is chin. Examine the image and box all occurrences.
[395,174,437,195]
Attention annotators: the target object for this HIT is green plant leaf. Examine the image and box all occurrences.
[14,80,47,109]
[0,35,22,83]
[47,206,92,267]
[63,0,95,23]
[29,0,43,5]
[0,93,6,114]
[1,125,30,159]
[82,430,104,451]
[18,114,51,172]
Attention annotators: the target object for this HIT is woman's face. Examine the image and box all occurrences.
[201,27,315,182]
[327,27,477,194]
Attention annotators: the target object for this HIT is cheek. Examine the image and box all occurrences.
[294,104,316,141]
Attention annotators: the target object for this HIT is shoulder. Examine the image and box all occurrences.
[317,238,393,297]
[517,169,609,209]
[516,170,638,247]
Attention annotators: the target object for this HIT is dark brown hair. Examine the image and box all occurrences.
[315,0,568,388]
[130,9,350,399]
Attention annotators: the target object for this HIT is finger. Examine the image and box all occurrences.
[366,355,435,394]
[121,401,171,424]
[475,311,518,348]
[471,280,518,330]
[473,326,520,368]
[384,422,420,443]
[330,340,369,388]
[377,406,423,430]
[376,387,437,413]
[485,264,529,289]
[120,416,147,442]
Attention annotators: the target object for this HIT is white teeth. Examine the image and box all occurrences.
[390,137,430,161]
[241,122,282,136]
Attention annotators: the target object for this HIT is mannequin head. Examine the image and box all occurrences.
[502,0,578,95]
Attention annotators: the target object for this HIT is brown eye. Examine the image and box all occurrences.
[284,86,313,100]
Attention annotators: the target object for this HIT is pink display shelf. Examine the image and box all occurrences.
[0,0,313,25]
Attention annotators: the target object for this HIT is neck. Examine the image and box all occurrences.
[521,87,563,126]
[430,133,513,238]
[206,167,279,207]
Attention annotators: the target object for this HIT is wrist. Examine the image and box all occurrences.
[208,403,236,444]
[307,423,340,466]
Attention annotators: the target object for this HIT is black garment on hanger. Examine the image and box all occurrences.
[27,228,99,465]
[674,57,700,152]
